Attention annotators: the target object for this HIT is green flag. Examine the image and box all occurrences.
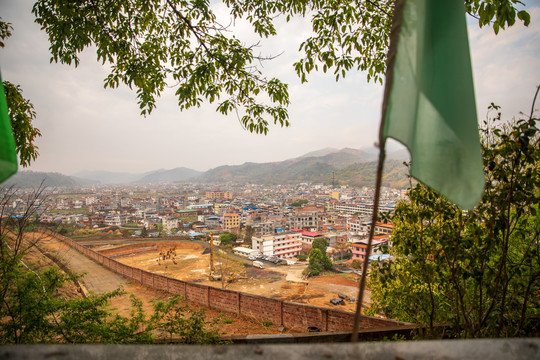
[382,0,484,209]
[0,72,18,183]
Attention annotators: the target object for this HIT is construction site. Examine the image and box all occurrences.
[91,237,364,313]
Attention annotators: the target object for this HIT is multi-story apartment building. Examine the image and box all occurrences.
[347,216,364,233]
[374,222,395,235]
[105,214,128,226]
[351,236,390,261]
[252,232,302,258]
[223,213,240,231]
[206,191,233,200]
[335,203,395,216]
[162,217,179,231]
[254,216,288,235]
[204,216,221,229]
[291,229,326,245]
[289,212,319,231]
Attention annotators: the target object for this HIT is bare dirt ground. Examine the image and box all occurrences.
[98,241,367,313]
[33,234,287,337]
[27,234,373,337]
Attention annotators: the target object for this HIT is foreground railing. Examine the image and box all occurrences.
[2,338,539,359]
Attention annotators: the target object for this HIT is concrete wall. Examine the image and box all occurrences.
[43,230,408,332]
[4,339,539,359]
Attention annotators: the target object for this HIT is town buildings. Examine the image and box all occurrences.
[25,182,402,260]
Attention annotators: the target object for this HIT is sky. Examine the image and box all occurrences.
[1,0,539,175]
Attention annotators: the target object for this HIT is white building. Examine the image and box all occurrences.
[252,232,303,259]
[335,202,395,217]
[162,217,179,231]
[233,247,258,258]
[105,214,128,226]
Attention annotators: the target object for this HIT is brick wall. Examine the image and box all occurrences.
[283,302,327,331]
[43,230,409,332]
[209,288,239,314]
[239,293,282,325]
[186,283,209,306]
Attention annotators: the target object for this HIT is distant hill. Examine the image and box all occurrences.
[336,160,410,188]
[134,167,202,183]
[72,170,146,184]
[298,147,339,158]
[195,147,410,188]
[8,147,410,188]
[2,171,97,189]
[387,148,410,162]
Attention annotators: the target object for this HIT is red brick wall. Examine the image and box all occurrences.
[132,268,142,283]
[142,271,154,287]
[98,243,157,256]
[186,283,209,306]
[283,302,327,331]
[43,230,407,332]
[239,293,282,325]
[327,309,355,331]
[168,278,186,296]
[154,275,168,292]
[209,288,239,313]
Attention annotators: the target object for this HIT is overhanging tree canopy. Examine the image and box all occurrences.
[30,0,530,134]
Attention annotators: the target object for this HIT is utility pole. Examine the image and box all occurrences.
[210,232,215,274]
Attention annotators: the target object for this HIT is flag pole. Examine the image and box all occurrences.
[351,0,405,342]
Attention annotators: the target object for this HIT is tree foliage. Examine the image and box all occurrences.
[140,226,148,237]
[32,0,290,135]
[306,237,332,276]
[0,1,531,169]
[1,18,41,167]
[290,199,308,207]
[28,0,530,135]
[0,186,223,344]
[307,248,324,276]
[219,231,237,245]
[367,90,540,338]
[243,225,254,242]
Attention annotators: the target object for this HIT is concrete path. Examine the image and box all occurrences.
[42,240,128,294]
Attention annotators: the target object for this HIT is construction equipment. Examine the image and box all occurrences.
[210,232,215,273]
[208,232,218,280]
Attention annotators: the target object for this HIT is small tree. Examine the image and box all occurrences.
[312,237,333,270]
[307,248,324,277]
[140,227,148,238]
[244,225,255,242]
[219,232,237,246]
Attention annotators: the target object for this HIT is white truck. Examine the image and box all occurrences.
[252,260,264,269]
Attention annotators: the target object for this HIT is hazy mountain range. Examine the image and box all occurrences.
[5,147,411,189]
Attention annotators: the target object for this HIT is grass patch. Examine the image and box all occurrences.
[262,320,273,327]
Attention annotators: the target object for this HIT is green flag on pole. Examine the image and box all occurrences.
[382,0,484,209]
[0,72,18,183]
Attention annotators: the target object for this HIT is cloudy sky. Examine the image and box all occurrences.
[1,0,539,175]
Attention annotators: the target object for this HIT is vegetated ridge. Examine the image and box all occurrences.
[3,171,98,188]
[195,148,410,188]
[6,148,410,188]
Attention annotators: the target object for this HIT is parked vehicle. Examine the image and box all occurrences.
[330,298,345,305]
[252,260,264,269]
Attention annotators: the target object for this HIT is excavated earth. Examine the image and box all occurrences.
[35,235,370,336]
